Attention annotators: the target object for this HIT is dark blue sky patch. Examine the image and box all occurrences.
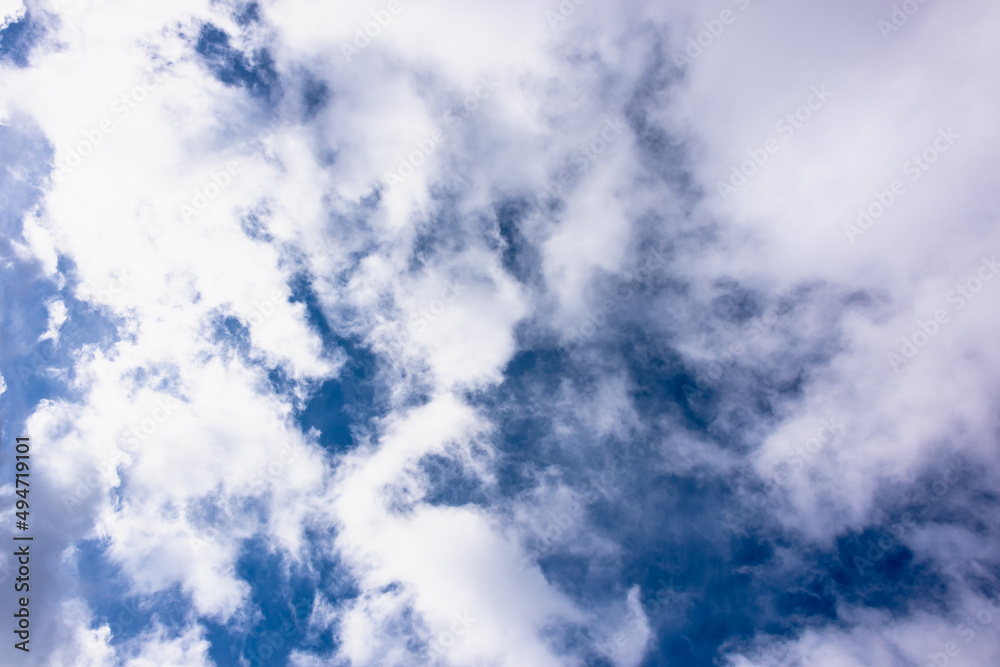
[774,586,837,622]
[476,346,574,497]
[537,618,593,663]
[76,539,190,647]
[221,527,362,666]
[466,324,865,667]
[229,540,315,665]
[298,377,357,452]
[266,364,297,402]
[287,272,338,347]
[418,453,490,508]
[301,73,331,121]
[818,531,945,615]
[222,533,358,665]
[0,11,43,67]
[287,272,390,453]
[298,350,383,449]
[205,537,319,667]
[760,368,806,400]
[298,525,361,606]
[494,198,543,286]
[0,262,60,436]
[0,119,51,250]
[211,314,253,358]
[407,200,468,274]
[0,119,121,462]
[622,338,717,432]
[194,23,279,101]
[1,256,119,442]
[234,1,262,26]
[240,209,273,242]
[624,52,695,199]
[732,535,775,568]
[359,185,381,210]
[648,634,696,667]
[808,457,1000,619]
[710,278,762,324]
[483,358,796,664]
[462,294,874,667]
[689,586,757,641]
[538,553,621,603]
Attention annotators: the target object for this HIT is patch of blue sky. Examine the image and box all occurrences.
[194,23,279,103]
[0,10,43,68]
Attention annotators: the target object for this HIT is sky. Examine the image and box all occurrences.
[1,0,999,665]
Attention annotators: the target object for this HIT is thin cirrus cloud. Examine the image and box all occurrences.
[0,0,998,666]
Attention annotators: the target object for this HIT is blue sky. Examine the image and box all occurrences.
[2,1,1000,665]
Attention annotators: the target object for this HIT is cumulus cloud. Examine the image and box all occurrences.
[1,0,999,665]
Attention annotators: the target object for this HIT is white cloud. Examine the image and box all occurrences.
[319,393,586,665]
[3,0,999,664]
[727,595,1000,667]
[664,0,1000,546]
[0,0,23,28]
[121,623,214,667]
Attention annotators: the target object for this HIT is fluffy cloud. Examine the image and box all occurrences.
[1,0,999,665]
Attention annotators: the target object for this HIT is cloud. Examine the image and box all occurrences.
[2,0,999,664]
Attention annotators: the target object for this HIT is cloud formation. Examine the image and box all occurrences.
[1,0,999,665]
